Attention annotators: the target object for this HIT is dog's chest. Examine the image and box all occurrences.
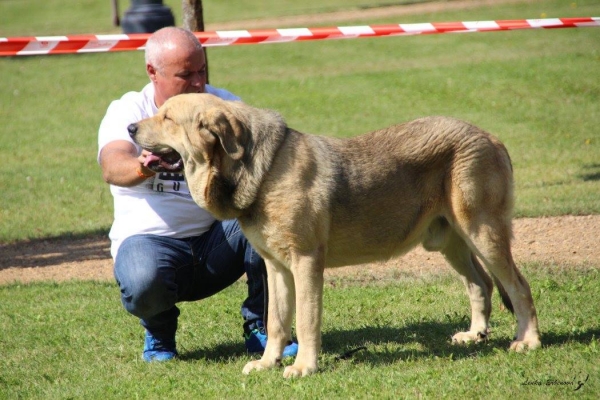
[238,214,295,265]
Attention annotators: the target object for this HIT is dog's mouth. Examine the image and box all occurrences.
[143,149,183,173]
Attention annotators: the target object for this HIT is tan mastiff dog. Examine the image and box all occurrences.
[128,93,541,378]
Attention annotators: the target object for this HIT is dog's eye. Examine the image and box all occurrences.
[164,114,172,121]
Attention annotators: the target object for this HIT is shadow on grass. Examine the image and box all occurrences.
[178,319,600,365]
[579,163,600,182]
[0,230,110,270]
[322,321,600,366]
[540,328,600,348]
[178,341,247,362]
[321,319,507,364]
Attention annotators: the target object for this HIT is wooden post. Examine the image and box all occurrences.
[111,0,120,26]
[182,0,209,83]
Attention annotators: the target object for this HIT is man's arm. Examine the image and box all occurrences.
[99,140,156,187]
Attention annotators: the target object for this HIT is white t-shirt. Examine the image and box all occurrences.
[98,83,241,258]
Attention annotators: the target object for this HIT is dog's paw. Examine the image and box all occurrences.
[509,338,541,352]
[451,330,488,345]
[242,359,279,375]
[283,362,317,379]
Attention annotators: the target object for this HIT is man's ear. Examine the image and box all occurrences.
[146,63,158,83]
[200,108,247,160]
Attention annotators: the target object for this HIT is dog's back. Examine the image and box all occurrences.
[305,116,514,267]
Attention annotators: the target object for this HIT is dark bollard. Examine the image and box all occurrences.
[121,0,175,34]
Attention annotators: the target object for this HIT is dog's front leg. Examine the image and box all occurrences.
[283,253,324,378]
[243,260,295,375]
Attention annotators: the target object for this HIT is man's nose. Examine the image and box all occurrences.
[127,123,138,138]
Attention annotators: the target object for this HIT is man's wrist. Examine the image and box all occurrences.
[136,166,156,178]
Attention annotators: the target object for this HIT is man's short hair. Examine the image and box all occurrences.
[145,27,203,71]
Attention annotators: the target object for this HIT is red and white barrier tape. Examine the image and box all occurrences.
[1,17,598,57]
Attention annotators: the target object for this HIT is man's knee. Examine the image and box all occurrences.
[114,236,176,319]
[117,272,171,319]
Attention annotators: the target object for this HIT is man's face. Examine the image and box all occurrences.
[148,46,206,108]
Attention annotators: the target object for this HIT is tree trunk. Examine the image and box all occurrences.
[182,0,209,83]
[111,0,120,26]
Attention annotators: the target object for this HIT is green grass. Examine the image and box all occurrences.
[0,0,437,36]
[1,266,598,398]
[1,0,599,242]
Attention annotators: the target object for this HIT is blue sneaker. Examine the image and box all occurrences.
[143,330,178,362]
[244,321,298,357]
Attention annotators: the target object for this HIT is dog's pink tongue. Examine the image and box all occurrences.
[143,153,161,167]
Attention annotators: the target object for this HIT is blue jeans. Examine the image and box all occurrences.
[114,220,265,338]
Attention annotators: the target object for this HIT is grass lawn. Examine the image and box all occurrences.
[0,265,598,398]
[1,0,599,242]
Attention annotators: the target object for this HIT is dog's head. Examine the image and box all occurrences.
[128,93,248,174]
[130,92,288,219]
[129,93,253,216]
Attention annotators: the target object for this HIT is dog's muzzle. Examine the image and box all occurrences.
[126,123,184,173]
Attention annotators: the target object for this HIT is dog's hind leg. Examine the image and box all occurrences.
[457,218,541,351]
[443,133,540,351]
[438,229,494,344]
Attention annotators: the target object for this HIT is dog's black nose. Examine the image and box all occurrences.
[127,123,138,138]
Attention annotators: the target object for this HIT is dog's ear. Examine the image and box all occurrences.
[200,108,247,161]
[189,114,217,163]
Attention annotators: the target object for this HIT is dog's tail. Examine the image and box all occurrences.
[493,276,514,314]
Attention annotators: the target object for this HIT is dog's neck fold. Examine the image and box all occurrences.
[201,105,289,220]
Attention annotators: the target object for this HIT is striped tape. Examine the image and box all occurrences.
[1,17,598,57]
